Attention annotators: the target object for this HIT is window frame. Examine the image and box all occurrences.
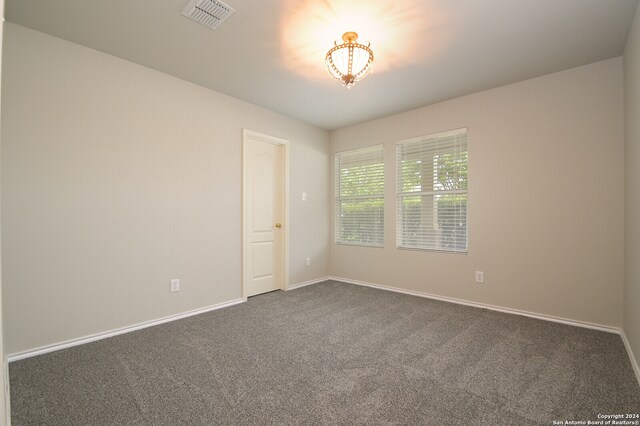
[334,144,385,248]
[396,128,468,254]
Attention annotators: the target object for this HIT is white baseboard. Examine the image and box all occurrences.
[334,275,640,387]
[8,276,638,389]
[329,276,622,334]
[620,331,640,387]
[8,277,328,363]
[331,276,640,386]
[7,298,246,363]
[287,276,330,291]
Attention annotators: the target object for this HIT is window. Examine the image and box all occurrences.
[335,145,384,247]
[396,129,468,252]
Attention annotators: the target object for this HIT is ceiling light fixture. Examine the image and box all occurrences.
[326,32,374,89]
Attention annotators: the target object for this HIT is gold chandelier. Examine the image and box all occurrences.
[326,32,374,88]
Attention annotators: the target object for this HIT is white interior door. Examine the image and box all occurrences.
[243,131,287,297]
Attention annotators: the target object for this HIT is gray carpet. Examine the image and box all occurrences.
[9,280,640,425]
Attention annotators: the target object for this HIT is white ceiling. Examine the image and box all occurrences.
[5,0,639,130]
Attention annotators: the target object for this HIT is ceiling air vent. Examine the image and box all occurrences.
[181,0,235,31]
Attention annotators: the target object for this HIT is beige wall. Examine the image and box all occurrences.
[331,58,625,328]
[624,4,640,375]
[1,24,330,355]
[0,18,632,370]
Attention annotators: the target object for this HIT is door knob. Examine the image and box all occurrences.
[275,223,282,228]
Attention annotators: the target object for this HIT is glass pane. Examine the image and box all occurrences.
[399,157,426,193]
[337,198,384,246]
[339,162,384,197]
[398,194,467,251]
[434,152,467,191]
[435,193,467,251]
[398,194,429,247]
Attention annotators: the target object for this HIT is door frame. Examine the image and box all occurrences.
[242,129,290,299]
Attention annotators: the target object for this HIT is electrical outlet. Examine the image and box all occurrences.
[306,257,311,267]
[475,271,484,283]
[302,192,307,201]
[170,279,180,292]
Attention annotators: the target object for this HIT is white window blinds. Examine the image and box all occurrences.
[396,129,468,253]
[335,145,384,247]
